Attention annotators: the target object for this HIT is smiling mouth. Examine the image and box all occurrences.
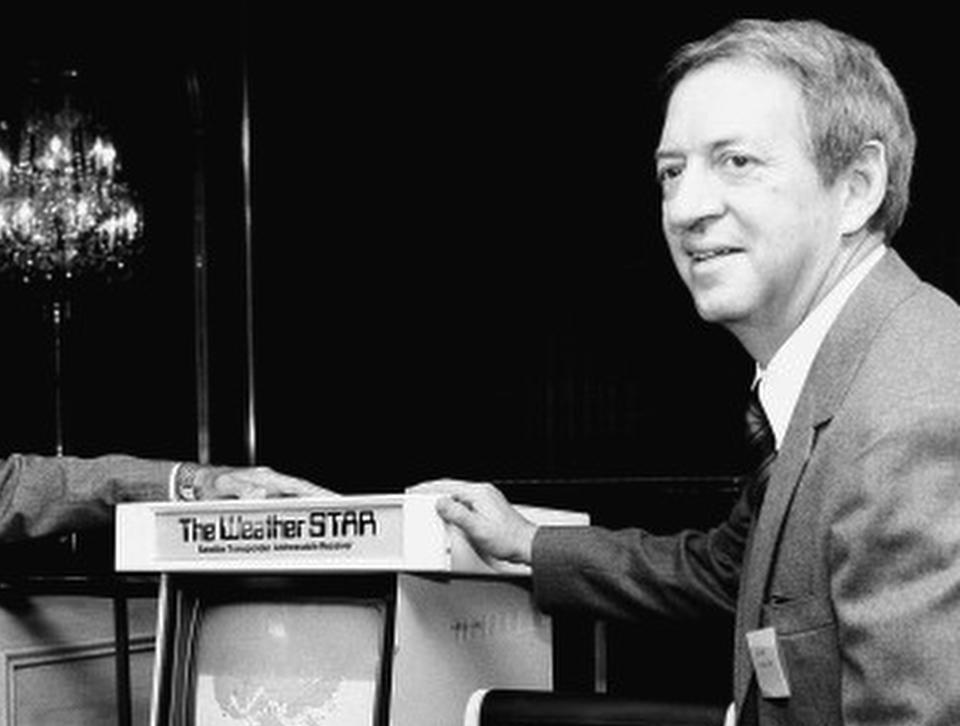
[689,248,741,262]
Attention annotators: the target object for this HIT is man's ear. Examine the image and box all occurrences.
[840,140,888,236]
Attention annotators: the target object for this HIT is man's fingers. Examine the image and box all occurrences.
[435,495,466,523]
[262,473,337,497]
[212,468,338,499]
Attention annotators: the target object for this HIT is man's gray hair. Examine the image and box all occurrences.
[664,19,916,241]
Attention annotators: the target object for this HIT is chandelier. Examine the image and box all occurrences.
[0,84,143,284]
[0,69,144,456]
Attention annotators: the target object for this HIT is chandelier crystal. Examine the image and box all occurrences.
[0,95,143,283]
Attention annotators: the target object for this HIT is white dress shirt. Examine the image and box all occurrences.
[756,245,886,450]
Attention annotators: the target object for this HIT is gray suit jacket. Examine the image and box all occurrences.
[533,250,960,725]
[0,453,174,542]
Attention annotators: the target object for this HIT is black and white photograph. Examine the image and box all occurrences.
[0,4,958,725]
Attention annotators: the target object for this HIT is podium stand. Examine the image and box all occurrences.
[116,494,587,726]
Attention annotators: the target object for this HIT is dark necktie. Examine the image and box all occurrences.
[744,384,776,513]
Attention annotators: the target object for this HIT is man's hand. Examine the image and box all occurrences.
[183,464,338,500]
[409,479,537,565]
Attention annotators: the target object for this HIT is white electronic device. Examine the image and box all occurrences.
[115,493,588,726]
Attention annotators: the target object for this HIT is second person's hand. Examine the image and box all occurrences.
[409,478,538,565]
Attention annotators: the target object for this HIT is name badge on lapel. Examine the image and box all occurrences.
[746,627,791,699]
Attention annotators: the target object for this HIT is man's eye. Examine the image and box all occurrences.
[656,165,683,186]
[721,153,755,172]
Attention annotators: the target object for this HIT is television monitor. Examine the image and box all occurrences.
[155,574,395,726]
[118,496,589,725]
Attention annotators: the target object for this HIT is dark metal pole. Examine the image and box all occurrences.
[186,69,211,465]
[51,296,65,457]
[113,592,132,726]
[241,42,257,465]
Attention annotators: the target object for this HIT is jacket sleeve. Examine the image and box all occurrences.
[829,403,960,725]
[531,485,752,622]
[0,453,176,543]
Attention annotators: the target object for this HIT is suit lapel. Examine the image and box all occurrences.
[732,250,922,711]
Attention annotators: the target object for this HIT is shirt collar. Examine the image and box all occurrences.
[755,245,886,449]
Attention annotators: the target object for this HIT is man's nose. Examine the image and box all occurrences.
[663,165,724,233]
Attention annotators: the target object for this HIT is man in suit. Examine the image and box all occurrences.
[415,19,960,724]
[0,455,327,542]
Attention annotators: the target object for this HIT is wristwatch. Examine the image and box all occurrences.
[174,462,202,501]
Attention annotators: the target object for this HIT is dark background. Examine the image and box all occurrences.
[1,6,953,488]
[0,4,956,706]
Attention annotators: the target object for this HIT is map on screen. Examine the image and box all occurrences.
[192,601,384,726]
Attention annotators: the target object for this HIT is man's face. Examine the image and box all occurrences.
[655,60,847,346]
